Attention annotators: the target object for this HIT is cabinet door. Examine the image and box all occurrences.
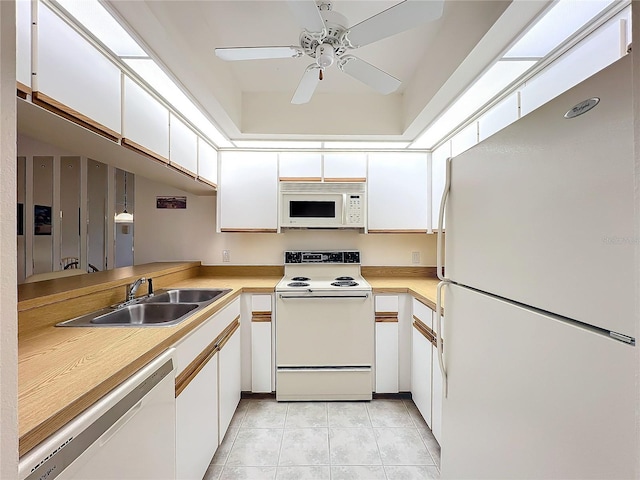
[368,152,428,232]
[219,151,278,231]
[412,325,432,427]
[219,327,241,440]
[279,152,322,181]
[251,295,272,393]
[431,310,444,444]
[431,143,450,232]
[198,138,217,186]
[374,295,399,393]
[323,153,367,181]
[123,76,169,160]
[170,113,198,176]
[16,0,31,90]
[176,353,218,480]
[37,3,121,137]
[375,322,399,393]
[251,321,272,393]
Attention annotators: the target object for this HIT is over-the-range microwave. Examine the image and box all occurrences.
[279,182,366,229]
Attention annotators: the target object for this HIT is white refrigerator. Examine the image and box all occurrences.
[438,55,637,479]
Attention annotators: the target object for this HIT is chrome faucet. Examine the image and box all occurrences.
[126,277,146,301]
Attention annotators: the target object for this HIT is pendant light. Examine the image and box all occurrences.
[114,171,133,223]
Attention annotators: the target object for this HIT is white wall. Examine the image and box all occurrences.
[1,0,18,477]
[135,175,437,266]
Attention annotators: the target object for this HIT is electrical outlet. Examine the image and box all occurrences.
[222,250,230,262]
[412,251,420,264]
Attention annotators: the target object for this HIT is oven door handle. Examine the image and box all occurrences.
[278,294,370,299]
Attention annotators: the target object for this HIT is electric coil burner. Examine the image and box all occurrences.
[331,281,359,287]
[275,250,373,401]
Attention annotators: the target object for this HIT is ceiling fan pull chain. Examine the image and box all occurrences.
[319,69,324,81]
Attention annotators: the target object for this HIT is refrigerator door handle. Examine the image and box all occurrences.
[437,157,452,281]
[436,279,449,397]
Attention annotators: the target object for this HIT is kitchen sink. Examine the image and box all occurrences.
[90,303,199,326]
[56,287,231,327]
[139,288,231,304]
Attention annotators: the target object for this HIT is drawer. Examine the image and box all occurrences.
[174,297,240,376]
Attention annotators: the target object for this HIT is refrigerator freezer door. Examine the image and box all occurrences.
[445,55,635,338]
[441,284,636,479]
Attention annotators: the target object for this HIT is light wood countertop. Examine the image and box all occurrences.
[18,266,442,458]
[18,272,280,457]
[368,276,441,311]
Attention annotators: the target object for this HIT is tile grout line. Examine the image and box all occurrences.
[365,402,389,480]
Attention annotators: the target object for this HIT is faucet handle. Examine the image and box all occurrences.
[147,278,154,295]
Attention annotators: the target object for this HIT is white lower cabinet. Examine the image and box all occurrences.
[251,295,273,393]
[411,324,432,427]
[375,322,399,393]
[411,297,444,444]
[176,353,218,480]
[374,295,400,393]
[174,298,241,478]
[219,326,241,441]
[432,310,444,444]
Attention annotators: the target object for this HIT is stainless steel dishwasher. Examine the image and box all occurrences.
[19,349,176,480]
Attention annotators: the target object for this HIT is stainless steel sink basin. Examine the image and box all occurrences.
[139,288,231,304]
[56,287,231,327]
[90,303,199,326]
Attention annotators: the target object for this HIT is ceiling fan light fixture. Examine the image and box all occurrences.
[315,44,335,68]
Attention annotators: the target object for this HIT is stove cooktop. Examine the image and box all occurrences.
[277,250,371,292]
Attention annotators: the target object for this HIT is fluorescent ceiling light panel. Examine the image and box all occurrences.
[124,58,232,148]
[412,60,535,149]
[322,141,411,149]
[55,0,146,57]
[503,0,616,58]
[232,141,323,149]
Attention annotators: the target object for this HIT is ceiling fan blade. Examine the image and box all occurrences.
[291,65,321,105]
[215,46,303,61]
[346,0,444,47]
[339,56,401,95]
[287,0,325,34]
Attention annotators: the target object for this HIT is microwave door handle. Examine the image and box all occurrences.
[342,194,347,225]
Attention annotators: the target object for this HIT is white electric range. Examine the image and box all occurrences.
[275,251,374,401]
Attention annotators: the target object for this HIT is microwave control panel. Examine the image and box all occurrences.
[346,195,363,225]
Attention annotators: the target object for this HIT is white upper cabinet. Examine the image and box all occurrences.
[122,76,170,160]
[368,152,428,232]
[37,3,121,136]
[219,151,278,231]
[323,153,367,181]
[169,113,197,176]
[198,139,217,186]
[431,143,450,232]
[279,152,322,180]
[16,0,31,89]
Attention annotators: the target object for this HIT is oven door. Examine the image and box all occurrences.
[275,292,373,366]
[281,193,344,227]
[275,291,374,400]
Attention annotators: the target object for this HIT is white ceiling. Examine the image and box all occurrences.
[105,0,551,143]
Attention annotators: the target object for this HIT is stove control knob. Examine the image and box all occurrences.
[344,251,360,263]
[285,251,302,264]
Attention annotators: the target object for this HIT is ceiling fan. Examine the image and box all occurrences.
[215,0,444,104]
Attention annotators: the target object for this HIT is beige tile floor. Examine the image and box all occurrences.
[203,398,440,480]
